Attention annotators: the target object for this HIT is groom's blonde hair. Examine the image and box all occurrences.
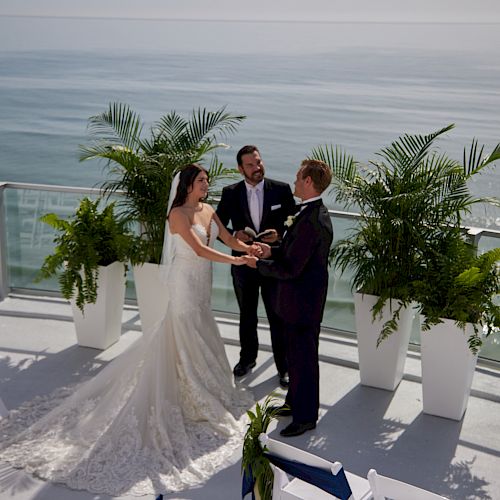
[300,159,332,193]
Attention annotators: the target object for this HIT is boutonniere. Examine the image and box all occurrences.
[284,215,296,228]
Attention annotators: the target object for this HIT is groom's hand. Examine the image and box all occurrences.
[255,242,272,259]
[247,244,263,257]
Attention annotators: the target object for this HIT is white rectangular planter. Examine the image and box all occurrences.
[420,318,479,421]
[70,261,126,350]
[355,293,415,391]
[133,263,170,335]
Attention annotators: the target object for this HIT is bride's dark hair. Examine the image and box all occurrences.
[170,163,209,210]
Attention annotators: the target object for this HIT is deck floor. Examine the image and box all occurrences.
[1,294,500,500]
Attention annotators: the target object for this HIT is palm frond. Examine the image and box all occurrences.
[378,124,454,172]
[463,139,500,178]
[85,102,143,150]
[187,107,246,144]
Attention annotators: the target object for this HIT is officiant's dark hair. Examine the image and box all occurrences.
[170,163,209,210]
[237,145,260,166]
[300,159,332,193]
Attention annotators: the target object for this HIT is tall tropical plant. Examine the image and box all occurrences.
[311,124,500,343]
[80,103,245,264]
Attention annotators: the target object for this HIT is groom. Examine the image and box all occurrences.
[247,159,333,437]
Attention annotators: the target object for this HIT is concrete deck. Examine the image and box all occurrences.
[1,294,500,500]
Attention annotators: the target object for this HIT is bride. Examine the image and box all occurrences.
[0,164,257,496]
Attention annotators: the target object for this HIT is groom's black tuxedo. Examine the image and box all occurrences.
[216,178,296,374]
[257,199,333,424]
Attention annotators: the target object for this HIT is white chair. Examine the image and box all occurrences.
[258,433,372,500]
[368,469,447,500]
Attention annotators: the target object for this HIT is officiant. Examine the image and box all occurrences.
[216,145,296,386]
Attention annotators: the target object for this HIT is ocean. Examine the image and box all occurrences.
[1,16,499,227]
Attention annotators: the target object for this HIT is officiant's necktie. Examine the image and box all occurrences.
[249,187,261,232]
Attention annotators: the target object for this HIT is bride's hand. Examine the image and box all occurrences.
[233,256,249,266]
[243,255,258,268]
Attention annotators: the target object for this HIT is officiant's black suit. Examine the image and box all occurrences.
[216,178,295,375]
[257,199,333,424]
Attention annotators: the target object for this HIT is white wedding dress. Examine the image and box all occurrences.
[0,220,253,496]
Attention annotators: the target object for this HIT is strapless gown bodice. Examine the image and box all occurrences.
[168,220,218,312]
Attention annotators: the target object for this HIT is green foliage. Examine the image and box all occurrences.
[37,197,133,312]
[242,395,282,500]
[80,103,245,264]
[311,124,500,343]
[414,233,500,353]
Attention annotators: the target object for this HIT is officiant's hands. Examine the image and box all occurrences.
[235,229,253,242]
[235,228,278,243]
[260,229,278,243]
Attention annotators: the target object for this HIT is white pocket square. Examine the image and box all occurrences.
[271,204,281,210]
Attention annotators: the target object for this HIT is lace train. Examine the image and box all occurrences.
[0,221,254,496]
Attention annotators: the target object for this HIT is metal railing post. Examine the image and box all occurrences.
[0,183,10,300]
[467,227,483,251]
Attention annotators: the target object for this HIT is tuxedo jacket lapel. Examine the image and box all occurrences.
[282,199,322,242]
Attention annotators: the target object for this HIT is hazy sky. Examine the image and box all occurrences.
[1,0,500,23]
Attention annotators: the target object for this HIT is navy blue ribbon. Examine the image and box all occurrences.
[241,453,352,500]
[241,466,256,499]
[266,453,352,500]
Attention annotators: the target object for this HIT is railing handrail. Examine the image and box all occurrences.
[0,181,122,196]
[2,181,499,237]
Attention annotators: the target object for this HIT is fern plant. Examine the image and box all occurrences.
[37,197,134,312]
[311,124,500,344]
[80,103,245,264]
[414,231,500,354]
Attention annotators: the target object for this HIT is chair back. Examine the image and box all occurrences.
[368,469,447,500]
[259,433,341,473]
[259,434,371,500]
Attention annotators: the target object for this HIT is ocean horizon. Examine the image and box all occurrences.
[1,16,499,227]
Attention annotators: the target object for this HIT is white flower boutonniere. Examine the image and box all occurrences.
[284,215,296,228]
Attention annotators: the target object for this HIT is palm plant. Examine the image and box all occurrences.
[311,124,500,343]
[80,103,245,264]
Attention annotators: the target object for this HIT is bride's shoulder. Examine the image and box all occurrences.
[168,207,190,230]
[202,203,215,215]
[169,205,190,216]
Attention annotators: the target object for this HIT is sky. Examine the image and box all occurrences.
[1,0,500,23]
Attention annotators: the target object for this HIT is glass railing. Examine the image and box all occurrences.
[1,181,499,363]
